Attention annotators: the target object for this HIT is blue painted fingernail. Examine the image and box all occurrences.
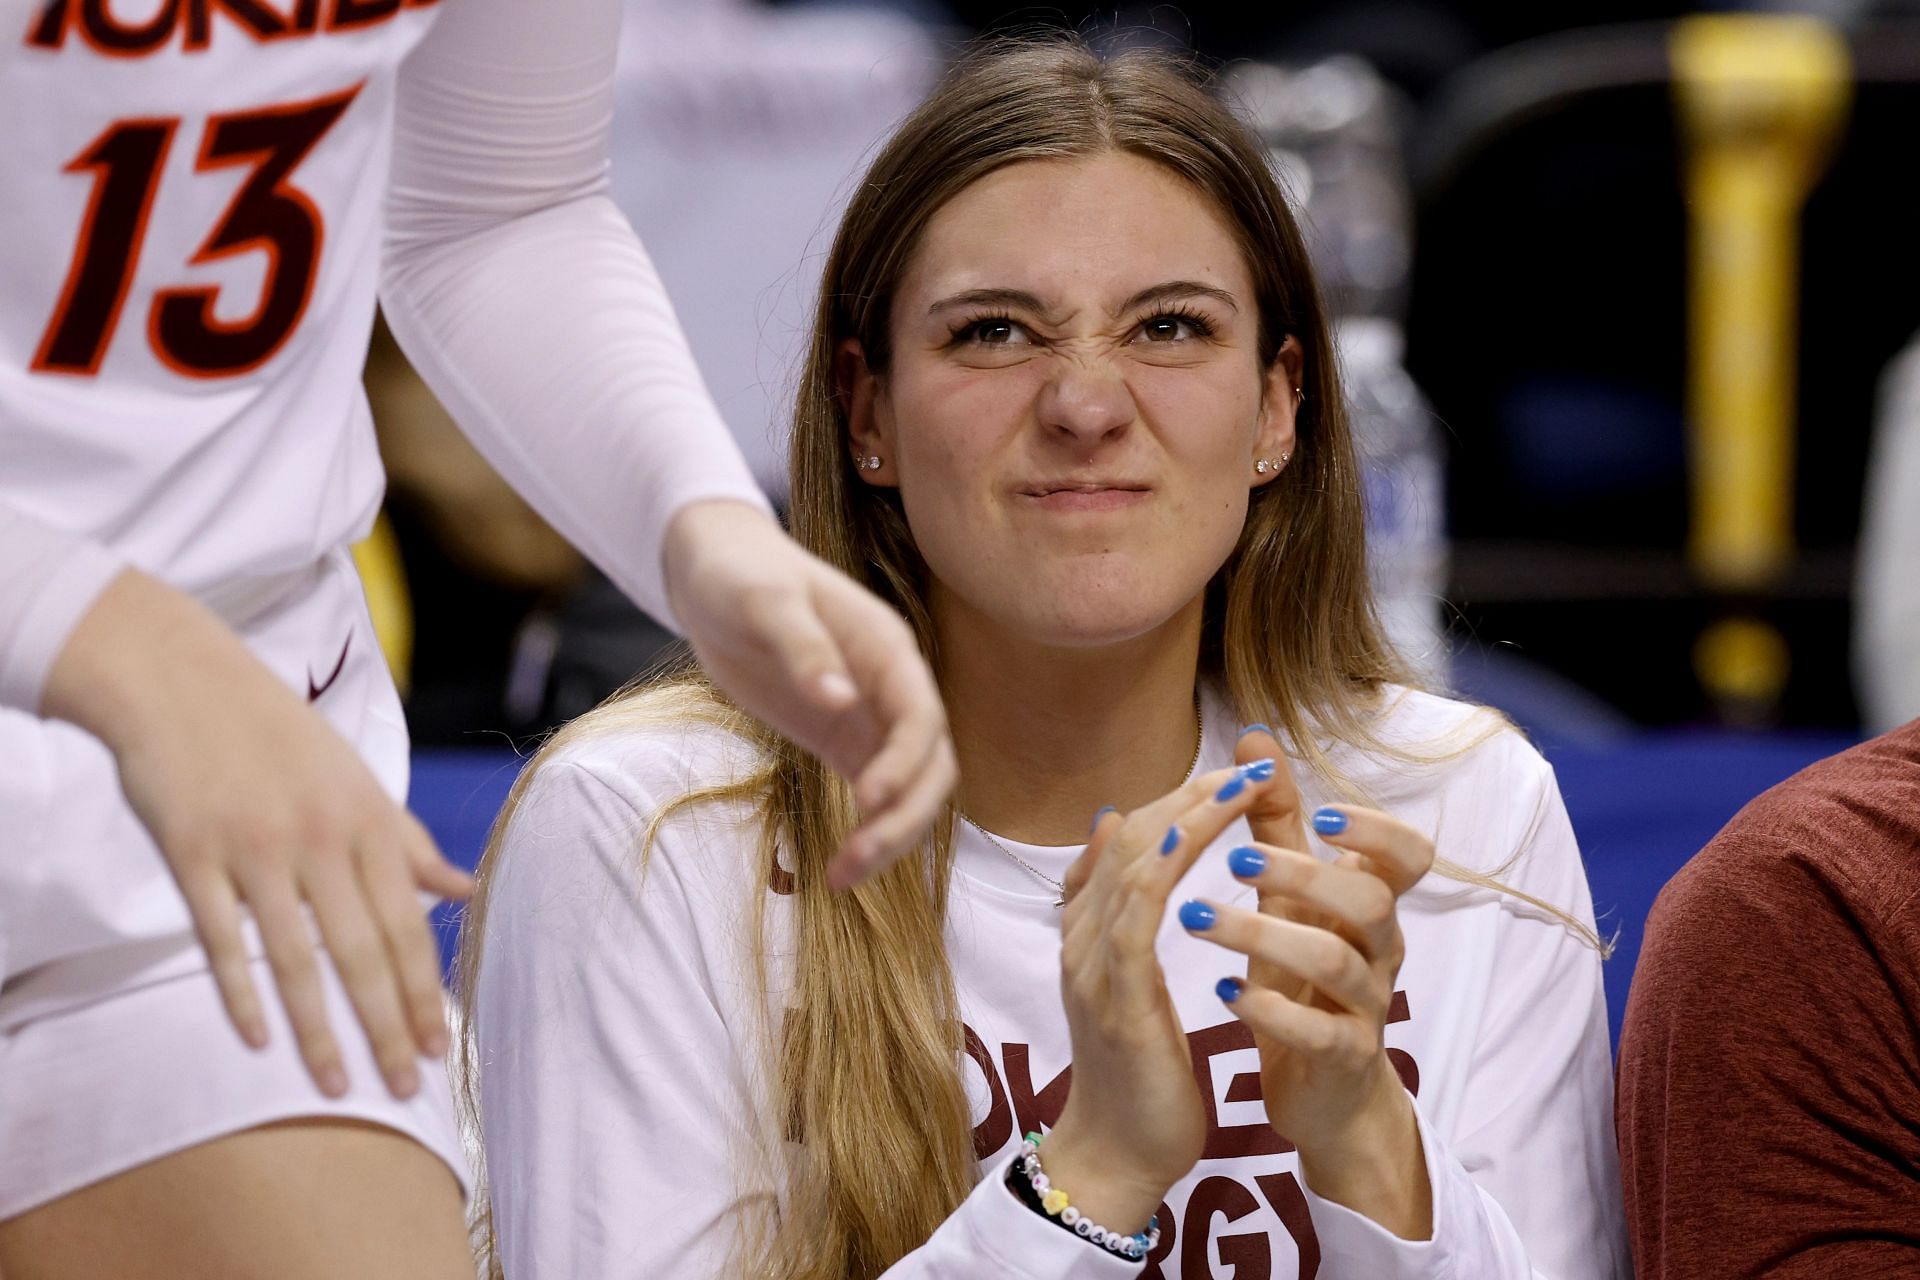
[1238,723,1273,738]
[1214,774,1246,802]
[1089,805,1117,834]
[1245,758,1275,782]
[1216,976,1243,1004]
[1161,826,1182,855]
[1228,845,1266,878]
[1178,899,1216,931]
[1312,806,1347,835]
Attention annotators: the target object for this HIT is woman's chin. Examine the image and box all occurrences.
[991,591,1198,651]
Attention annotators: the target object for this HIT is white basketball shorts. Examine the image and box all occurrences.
[0,549,469,1220]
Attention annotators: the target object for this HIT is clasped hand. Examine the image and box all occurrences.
[1038,727,1434,1239]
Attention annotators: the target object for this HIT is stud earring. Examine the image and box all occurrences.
[1254,458,1274,475]
[857,455,883,471]
[1280,450,1291,464]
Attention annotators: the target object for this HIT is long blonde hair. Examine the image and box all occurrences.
[457,36,1590,1280]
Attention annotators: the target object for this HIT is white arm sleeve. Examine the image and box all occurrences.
[0,502,126,714]
[477,757,1138,1280]
[382,0,773,632]
[1299,756,1632,1279]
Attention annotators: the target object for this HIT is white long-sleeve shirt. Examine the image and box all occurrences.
[0,0,770,713]
[475,686,1632,1278]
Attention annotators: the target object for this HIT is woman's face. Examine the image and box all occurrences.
[843,150,1299,650]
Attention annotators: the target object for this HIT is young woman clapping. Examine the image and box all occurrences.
[460,38,1630,1280]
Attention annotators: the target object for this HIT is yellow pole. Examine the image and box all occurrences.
[1671,15,1849,715]
[351,511,414,696]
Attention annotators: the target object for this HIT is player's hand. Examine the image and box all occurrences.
[1039,756,1283,1233]
[41,569,473,1101]
[1177,726,1434,1238]
[661,499,956,887]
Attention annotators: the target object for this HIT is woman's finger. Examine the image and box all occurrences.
[1234,726,1309,854]
[827,732,956,890]
[833,710,950,886]
[1060,806,1121,908]
[239,868,347,1097]
[360,835,453,1058]
[176,869,268,1050]
[1182,902,1385,1019]
[1090,759,1267,951]
[847,696,941,826]
[1216,977,1374,1063]
[1309,805,1435,896]
[405,815,476,901]
[301,860,419,1099]
[1225,842,1400,959]
[836,604,945,813]
[1133,757,1278,879]
[762,590,863,724]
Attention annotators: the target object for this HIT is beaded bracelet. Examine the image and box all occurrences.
[1003,1131,1161,1262]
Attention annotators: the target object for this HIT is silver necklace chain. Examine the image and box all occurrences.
[959,818,1072,907]
[958,693,1206,909]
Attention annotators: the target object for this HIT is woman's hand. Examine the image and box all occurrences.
[42,569,474,1101]
[1178,728,1436,1239]
[660,500,956,888]
[1039,757,1281,1235]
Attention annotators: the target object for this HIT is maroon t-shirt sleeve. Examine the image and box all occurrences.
[1617,760,1920,1277]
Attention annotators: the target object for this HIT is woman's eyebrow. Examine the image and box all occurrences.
[1117,281,1239,314]
[927,287,1059,320]
[925,281,1238,321]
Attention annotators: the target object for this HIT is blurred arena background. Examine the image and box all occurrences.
[366,0,1920,1035]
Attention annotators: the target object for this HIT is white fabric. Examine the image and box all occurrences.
[0,549,403,1021]
[475,686,1631,1278]
[0,0,770,716]
[0,505,124,714]
[0,944,468,1221]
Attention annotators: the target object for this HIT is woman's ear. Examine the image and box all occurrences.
[836,337,896,486]
[1252,335,1305,489]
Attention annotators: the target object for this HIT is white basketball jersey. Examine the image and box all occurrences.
[0,0,441,611]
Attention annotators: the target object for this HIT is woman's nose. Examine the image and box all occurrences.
[1035,358,1136,443]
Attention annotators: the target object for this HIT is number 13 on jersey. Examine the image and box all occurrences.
[32,82,360,379]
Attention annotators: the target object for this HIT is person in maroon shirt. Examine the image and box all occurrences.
[1617,719,1920,1276]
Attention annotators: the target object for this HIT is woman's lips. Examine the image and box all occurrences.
[1017,485,1152,512]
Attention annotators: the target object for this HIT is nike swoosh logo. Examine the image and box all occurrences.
[307,634,352,703]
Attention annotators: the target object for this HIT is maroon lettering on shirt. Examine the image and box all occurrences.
[1002,1040,1072,1139]
[965,1023,1014,1158]
[25,0,441,53]
[971,996,1415,1274]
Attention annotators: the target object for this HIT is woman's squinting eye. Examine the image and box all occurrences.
[949,315,1033,347]
[1135,309,1215,343]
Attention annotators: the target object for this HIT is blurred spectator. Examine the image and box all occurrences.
[608,0,937,498]
[1616,720,1920,1275]
[1223,57,1450,680]
[831,0,1701,98]
[1856,330,1920,731]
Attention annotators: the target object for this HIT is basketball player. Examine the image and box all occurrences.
[0,0,954,1274]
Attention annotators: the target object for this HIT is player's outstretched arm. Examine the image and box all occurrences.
[40,568,473,1100]
[662,501,955,884]
[382,0,956,880]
